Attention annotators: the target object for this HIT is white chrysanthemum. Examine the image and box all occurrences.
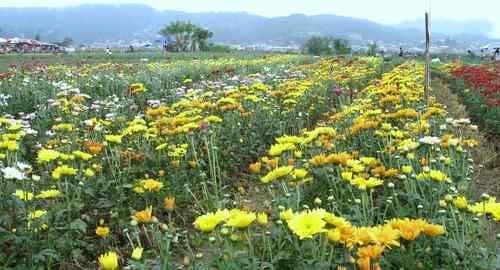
[2,167,26,180]
[419,136,441,145]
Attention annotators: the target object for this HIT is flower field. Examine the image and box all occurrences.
[0,55,499,269]
[438,62,500,137]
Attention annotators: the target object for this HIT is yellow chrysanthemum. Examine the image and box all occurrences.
[327,228,342,242]
[51,165,78,180]
[95,226,110,238]
[225,209,256,229]
[131,247,144,260]
[429,170,449,182]
[134,206,154,223]
[13,190,34,201]
[260,166,294,183]
[37,149,60,163]
[351,177,383,190]
[268,143,296,156]
[72,150,93,160]
[194,209,229,232]
[453,196,469,209]
[98,251,119,270]
[140,179,164,192]
[287,209,327,239]
[36,189,61,199]
[105,135,123,144]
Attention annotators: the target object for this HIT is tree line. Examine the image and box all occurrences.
[302,36,352,56]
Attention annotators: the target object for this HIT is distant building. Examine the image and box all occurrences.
[0,37,61,54]
[154,36,175,46]
[0,38,8,53]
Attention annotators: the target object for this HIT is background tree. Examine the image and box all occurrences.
[303,36,352,56]
[180,22,194,52]
[192,27,213,51]
[61,37,74,47]
[204,43,231,53]
[34,34,41,41]
[160,21,214,52]
[53,37,74,47]
[333,38,351,55]
[159,21,183,52]
[303,36,333,56]
[367,42,378,56]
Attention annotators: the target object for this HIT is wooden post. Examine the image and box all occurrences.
[424,12,431,100]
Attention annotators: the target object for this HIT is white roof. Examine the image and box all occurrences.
[30,40,42,46]
[8,37,33,44]
[0,37,7,43]
[483,43,500,49]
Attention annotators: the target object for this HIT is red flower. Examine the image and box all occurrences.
[452,64,500,107]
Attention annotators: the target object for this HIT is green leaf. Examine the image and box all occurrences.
[70,218,87,234]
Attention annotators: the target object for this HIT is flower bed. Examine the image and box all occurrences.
[439,62,500,136]
[0,56,385,268]
[194,61,500,269]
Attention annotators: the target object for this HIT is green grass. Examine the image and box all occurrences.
[0,50,273,71]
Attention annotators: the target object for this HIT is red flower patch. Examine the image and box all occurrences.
[452,64,500,107]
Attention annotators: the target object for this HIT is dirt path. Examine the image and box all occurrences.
[431,78,500,199]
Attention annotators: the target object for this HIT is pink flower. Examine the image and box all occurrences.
[333,87,343,96]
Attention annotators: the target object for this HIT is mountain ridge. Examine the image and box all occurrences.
[0,4,496,45]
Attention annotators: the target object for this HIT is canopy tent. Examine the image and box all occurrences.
[8,37,25,44]
[7,37,37,45]
[41,42,57,46]
[482,43,500,50]
[130,41,153,48]
[29,40,42,46]
[154,36,175,45]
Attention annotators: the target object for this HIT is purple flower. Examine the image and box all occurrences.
[333,87,343,96]
[199,121,208,131]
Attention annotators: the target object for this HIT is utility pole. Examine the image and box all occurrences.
[424,2,431,100]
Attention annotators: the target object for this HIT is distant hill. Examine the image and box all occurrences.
[0,4,496,45]
[396,18,494,37]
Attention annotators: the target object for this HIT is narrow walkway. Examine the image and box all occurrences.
[431,78,500,199]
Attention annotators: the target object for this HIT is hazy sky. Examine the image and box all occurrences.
[2,0,500,37]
